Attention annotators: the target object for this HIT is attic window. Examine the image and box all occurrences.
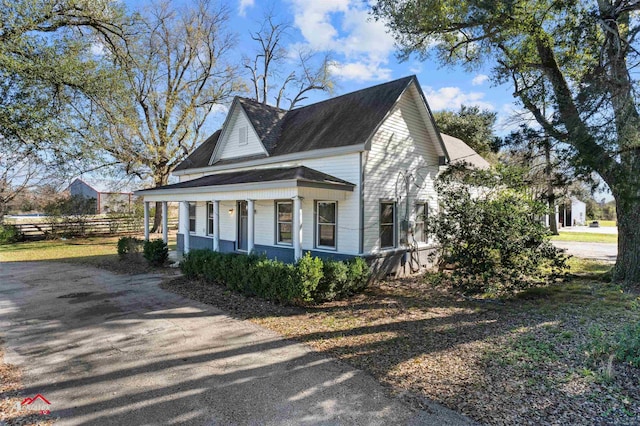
[239,126,248,146]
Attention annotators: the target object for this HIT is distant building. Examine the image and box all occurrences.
[68,178,134,214]
[557,197,586,227]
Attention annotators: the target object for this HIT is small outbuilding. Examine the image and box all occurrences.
[69,178,134,214]
[557,197,586,227]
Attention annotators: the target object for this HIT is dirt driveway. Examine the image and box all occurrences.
[0,262,472,426]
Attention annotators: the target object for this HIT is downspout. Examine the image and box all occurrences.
[359,151,365,255]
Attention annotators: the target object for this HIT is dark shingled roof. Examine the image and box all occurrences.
[269,76,414,156]
[138,166,355,192]
[173,130,221,172]
[174,76,417,171]
[238,98,286,152]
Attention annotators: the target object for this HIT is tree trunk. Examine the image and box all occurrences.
[548,193,558,235]
[613,194,640,287]
[544,137,558,235]
[149,173,168,233]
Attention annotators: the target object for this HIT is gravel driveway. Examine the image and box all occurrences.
[0,262,472,426]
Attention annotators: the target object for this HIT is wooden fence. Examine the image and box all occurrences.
[11,216,179,240]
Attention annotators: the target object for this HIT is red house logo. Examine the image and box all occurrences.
[20,394,51,415]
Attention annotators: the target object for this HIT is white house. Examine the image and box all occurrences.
[135,76,489,275]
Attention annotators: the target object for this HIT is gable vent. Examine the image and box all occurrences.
[239,126,248,146]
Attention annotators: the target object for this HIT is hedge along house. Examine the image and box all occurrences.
[135,76,489,276]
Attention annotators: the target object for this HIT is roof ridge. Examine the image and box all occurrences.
[237,75,415,113]
[237,97,288,112]
[288,75,415,112]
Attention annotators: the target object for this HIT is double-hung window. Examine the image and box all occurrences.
[276,201,293,244]
[316,201,337,249]
[414,202,428,243]
[188,202,196,233]
[207,202,214,235]
[379,201,396,249]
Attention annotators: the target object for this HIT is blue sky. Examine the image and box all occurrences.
[232,0,517,128]
[116,1,614,200]
[123,0,519,133]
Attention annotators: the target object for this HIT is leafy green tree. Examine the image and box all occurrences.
[0,0,127,219]
[429,164,569,295]
[433,105,500,157]
[502,125,574,234]
[76,0,243,231]
[373,0,640,286]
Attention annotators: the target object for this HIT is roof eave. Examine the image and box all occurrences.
[172,143,366,176]
[134,177,354,197]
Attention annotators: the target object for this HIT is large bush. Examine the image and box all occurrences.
[430,164,569,295]
[180,250,370,305]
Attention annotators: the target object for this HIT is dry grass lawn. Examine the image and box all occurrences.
[0,235,177,275]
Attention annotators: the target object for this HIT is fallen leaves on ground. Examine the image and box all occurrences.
[0,340,53,426]
[161,276,639,425]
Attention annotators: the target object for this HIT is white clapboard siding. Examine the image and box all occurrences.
[173,153,361,255]
[363,83,441,253]
[216,105,267,161]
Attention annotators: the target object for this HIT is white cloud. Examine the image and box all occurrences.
[239,0,254,17]
[288,0,396,82]
[471,74,489,86]
[409,62,423,74]
[329,61,392,82]
[422,86,495,111]
[210,103,229,115]
[90,41,105,56]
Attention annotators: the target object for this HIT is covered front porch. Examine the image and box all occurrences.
[135,167,358,263]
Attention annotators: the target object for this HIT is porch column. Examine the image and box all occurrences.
[180,201,191,254]
[161,201,168,244]
[293,196,303,261]
[247,199,255,254]
[143,201,150,241]
[212,200,220,251]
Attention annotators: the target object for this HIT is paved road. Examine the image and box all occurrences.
[0,262,473,426]
[553,241,617,263]
[559,226,618,235]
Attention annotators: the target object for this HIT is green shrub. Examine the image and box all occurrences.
[318,260,349,301]
[143,239,169,266]
[585,322,640,369]
[117,237,144,258]
[296,253,323,302]
[179,250,370,305]
[347,257,370,293]
[429,163,569,295]
[0,224,22,244]
[615,321,640,367]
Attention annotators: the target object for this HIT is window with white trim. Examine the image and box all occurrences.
[316,201,337,249]
[188,202,196,233]
[276,201,293,244]
[207,202,214,235]
[414,202,428,243]
[380,201,396,248]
